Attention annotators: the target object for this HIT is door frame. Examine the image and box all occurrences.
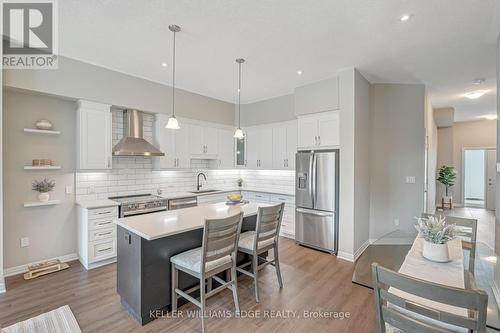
[461,146,495,208]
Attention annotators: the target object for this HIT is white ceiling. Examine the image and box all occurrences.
[59,0,500,121]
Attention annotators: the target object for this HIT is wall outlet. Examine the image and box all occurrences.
[394,218,400,227]
[20,237,29,248]
[65,185,73,194]
[88,185,95,194]
[405,176,416,184]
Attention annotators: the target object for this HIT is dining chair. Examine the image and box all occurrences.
[421,213,477,274]
[170,212,243,333]
[372,263,488,333]
[236,203,285,303]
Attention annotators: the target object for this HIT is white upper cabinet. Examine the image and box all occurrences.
[213,128,234,169]
[272,120,297,170]
[294,76,339,116]
[297,111,339,149]
[154,114,189,169]
[189,124,218,159]
[77,100,112,170]
[245,126,273,169]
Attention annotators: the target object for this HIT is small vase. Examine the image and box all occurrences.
[422,240,449,262]
[38,192,50,202]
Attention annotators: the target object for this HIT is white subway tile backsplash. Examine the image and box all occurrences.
[76,110,295,201]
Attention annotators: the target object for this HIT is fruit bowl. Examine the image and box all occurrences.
[227,193,243,204]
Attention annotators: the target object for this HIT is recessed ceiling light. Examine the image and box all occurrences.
[472,78,485,85]
[480,114,497,120]
[297,70,303,75]
[464,90,487,99]
[161,63,167,67]
[399,14,413,22]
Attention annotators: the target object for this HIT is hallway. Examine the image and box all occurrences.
[444,206,495,250]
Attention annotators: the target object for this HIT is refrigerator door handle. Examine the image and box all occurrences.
[296,208,334,217]
[308,154,314,207]
[312,153,317,208]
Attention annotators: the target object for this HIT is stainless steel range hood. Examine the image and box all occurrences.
[112,110,165,156]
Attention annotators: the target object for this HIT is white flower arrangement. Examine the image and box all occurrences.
[414,215,456,244]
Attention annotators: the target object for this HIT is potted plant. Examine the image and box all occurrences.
[237,178,243,188]
[32,178,55,202]
[437,165,456,208]
[415,215,456,262]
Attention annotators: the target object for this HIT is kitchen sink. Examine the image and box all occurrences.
[188,189,221,194]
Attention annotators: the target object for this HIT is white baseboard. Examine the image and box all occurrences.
[337,239,371,263]
[492,281,500,309]
[0,277,5,294]
[4,253,79,278]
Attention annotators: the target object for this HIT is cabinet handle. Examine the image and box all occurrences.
[98,231,112,236]
[97,211,112,215]
[219,160,221,167]
[97,221,112,225]
[97,247,112,253]
[318,136,321,146]
[314,136,318,146]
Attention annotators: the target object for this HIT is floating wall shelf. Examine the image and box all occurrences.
[23,200,61,208]
[23,128,61,135]
[24,166,62,170]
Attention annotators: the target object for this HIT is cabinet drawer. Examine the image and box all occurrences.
[253,192,271,202]
[88,207,118,220]
[270,194,294,204]
[89,226,116,242]
[89,217,115,230]
[89,239,116,263]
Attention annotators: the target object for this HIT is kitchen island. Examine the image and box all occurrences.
[115,202,270,325]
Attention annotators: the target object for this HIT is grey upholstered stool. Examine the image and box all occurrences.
[236,203,285,303]
[171,212,243,333]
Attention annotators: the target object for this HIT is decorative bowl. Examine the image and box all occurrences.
[35,119,53,130]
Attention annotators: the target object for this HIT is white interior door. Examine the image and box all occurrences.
[486,149,496,211]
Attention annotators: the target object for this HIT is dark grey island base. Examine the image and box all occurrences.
[117,215,258,325]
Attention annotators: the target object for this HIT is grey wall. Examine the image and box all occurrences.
[436,126,454,200]
[3,90,77,269]
[353,70,372,252]
[239,94,295,126]
[425,95,438,213]
[369,84,426,239]
[0,39,4,291]
[3,56,235,126]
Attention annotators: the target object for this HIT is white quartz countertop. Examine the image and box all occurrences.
[76,188,294,209]
[76,199,120,209]
[115,202,271,240]
[159,187,294,200]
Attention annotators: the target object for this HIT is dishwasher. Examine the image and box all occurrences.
[168,196,198,210]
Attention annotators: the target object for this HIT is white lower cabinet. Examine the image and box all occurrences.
[241,191,295,239]
[78,206,118,270]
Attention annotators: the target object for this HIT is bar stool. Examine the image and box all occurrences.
[170,212,243,333]
[237,203,285,303]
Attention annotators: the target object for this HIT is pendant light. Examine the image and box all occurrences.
[166,24,181,129]
[234,58,245,139]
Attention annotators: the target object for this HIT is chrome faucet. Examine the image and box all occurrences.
[197,173,207,191]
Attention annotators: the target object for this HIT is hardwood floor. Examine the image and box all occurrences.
[0,238,376,332]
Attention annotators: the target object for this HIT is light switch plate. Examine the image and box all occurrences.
[406,176,416,184]
[20,237,29,248]
[497,163,500,172]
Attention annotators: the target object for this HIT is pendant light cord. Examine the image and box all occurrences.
[238,61,242,127]
[172,30,176,117]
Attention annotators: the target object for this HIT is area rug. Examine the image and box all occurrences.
[2,305,82,333]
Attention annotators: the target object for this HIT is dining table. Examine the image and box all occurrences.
[352,229,500,330]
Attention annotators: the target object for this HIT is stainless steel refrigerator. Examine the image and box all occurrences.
[295,150,339,254]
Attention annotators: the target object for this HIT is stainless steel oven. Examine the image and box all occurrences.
[109,194,168,218]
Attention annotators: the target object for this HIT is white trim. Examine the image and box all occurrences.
[0,280,5,294]
[492,281,500,309]
[4,253,78,277]
[337,240,370,263]
[336,251,354,262]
